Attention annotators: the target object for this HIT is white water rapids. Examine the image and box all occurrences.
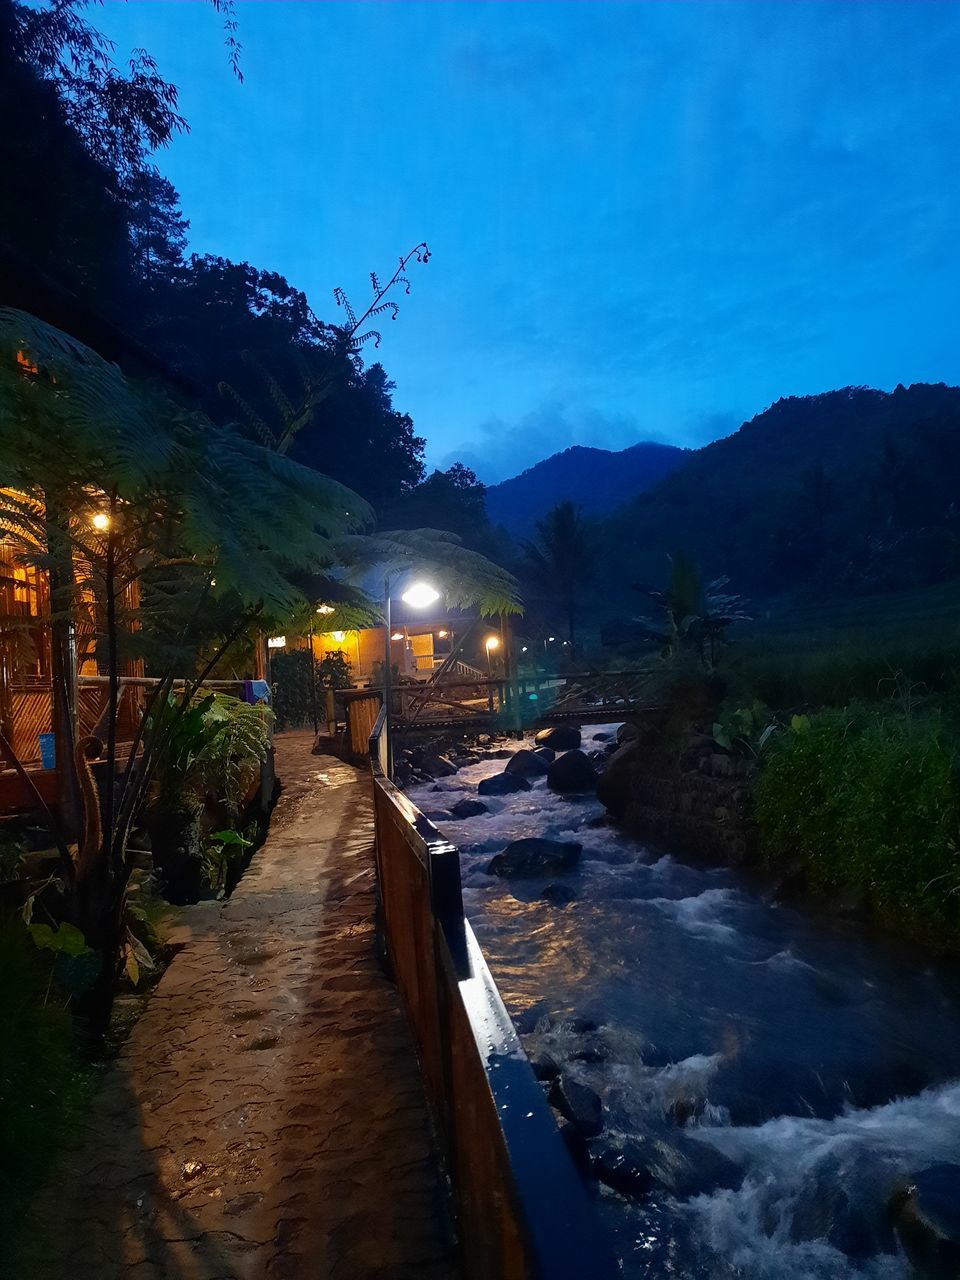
[407,729,960,1279]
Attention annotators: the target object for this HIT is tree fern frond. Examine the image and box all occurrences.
[334,528,523,617]
[217,379,277,448]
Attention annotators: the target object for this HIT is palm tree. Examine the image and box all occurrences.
[633,553,751,668]
[521,501,592,648]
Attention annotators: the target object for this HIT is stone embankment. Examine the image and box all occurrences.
[597,724,756,866]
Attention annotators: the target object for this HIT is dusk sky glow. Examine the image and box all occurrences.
[96,1,960,482]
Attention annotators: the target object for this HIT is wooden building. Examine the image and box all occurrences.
[309,616,486,686]
[0,524,145,813]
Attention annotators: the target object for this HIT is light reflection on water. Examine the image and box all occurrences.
[408,730,960,1280]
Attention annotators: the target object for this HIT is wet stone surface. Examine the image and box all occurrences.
[20,732,456,1280]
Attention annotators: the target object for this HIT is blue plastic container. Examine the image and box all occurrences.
[38,732,56,770]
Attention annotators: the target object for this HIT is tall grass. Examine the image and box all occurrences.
[754,706,960,940]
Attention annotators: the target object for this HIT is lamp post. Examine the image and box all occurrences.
[383,577,440,779]
[484,633,500,676]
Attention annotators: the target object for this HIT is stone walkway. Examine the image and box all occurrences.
[19,732,456,1280]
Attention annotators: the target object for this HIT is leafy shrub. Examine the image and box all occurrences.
[0,918,92,1247]
[0,830,25,883]
[200,827,254,898]
[196,695,273,821]
[271,649,352,731]
[148,692,273,822]
[755,706,960,935]
[712,700,777,756]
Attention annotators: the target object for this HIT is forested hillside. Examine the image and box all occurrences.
[591,384,960,610]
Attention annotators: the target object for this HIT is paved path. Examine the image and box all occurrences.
[20,733,456,1280]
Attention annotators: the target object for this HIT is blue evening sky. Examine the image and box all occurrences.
[97,1,960,483]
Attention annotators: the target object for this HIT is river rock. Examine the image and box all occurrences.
[533,746,556,763]
[547,750,598,794]
[562,1015,598,1034]
[411,750,458,779]
[535,725,582,751]
[616,721,640,745]
[595,1133,741,1199]
[478,771,531,797]
[513,1000,551,1033]
[486,838,582,878]
[550,1106,591,1176]
[504,749,550,779]
[892,1163,960,1277]
[569,1040,607,1064]
[449,798,489,819]
[790,1153,896,1259]
[592,1140,655,1199]
[550,1075,604,1137]
[592,731,613,742]
[540,883,577,905]
[530,1051,561,1081]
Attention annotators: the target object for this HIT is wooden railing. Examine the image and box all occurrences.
[394,669,657,730]
[369,707,618,1280]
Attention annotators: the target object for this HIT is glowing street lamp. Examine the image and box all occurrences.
[91,511,110,532]
[401,581,440,609]
[316,603,335,616]
[484,633,500,677]
[382,576,441,779]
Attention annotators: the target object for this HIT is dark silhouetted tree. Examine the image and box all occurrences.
[521,501,592,647]
[125,168,190,281]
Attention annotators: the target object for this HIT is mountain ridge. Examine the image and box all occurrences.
[484,440,687,532]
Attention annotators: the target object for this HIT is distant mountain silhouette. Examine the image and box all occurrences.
[485,441,687,532]
[593,382,960,603]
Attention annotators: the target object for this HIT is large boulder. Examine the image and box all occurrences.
[616,721,640,745]
[449,798,489,819]
[478,771,531,797]
[891,1164,960,1278]
[533,746,555,763]
[596,742,638,819]
[549,1075,604,1138]
[535,725,581,751]
[547,749,598,794]
[504,749,550,779]
[410,749,458,779]
[791,1153,895,1259]
[590,1133,742,1200]
[487,837,582,878]
[592,1141,654,1199]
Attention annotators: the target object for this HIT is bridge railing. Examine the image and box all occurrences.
[368,706,618,1280]
[396,669,654,728]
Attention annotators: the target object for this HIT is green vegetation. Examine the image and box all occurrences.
[200,827,255,898]
[147,693,273,824]
[591,385,960,618]
[755,707,960,939]
[0,918,95,1247]
[271,649,352,731]
[732,582,960,710]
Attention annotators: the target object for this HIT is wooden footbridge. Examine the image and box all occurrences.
[394,668,655,732]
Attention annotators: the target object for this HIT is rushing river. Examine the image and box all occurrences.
[407,729,960,1280]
